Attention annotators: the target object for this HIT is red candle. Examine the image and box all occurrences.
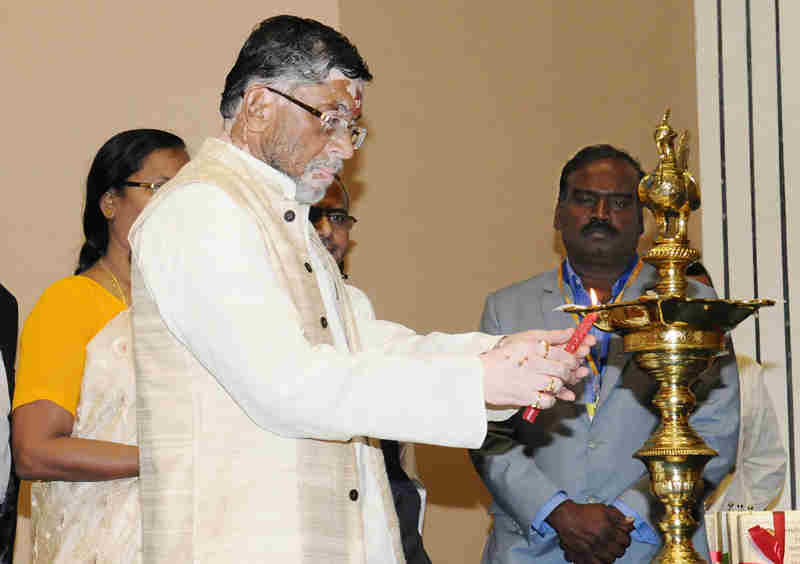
[522,290,598,423]
[563,312,599,354]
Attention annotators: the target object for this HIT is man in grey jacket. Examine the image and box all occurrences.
[472,145,740,564]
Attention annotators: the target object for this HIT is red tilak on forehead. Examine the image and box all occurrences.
[353,90,362,118]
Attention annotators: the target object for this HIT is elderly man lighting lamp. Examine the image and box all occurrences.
[129,15,595,563]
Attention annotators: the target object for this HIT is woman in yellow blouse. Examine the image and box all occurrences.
[12,129,189,563]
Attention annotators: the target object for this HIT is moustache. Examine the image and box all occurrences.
[581,219,618,237]
[308,157,342,175]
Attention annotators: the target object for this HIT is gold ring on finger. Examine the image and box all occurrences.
[539,340,550,359]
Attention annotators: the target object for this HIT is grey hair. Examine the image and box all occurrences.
[220,15,372,121]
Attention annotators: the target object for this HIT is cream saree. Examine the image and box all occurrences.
[31,310,140,563]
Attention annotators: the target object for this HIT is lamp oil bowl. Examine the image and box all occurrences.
[563,111,774,564]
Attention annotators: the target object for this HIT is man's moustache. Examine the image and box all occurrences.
[581,220,618,236]
[309,158,342,174]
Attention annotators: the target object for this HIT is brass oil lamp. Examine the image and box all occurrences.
[563,110,774,563]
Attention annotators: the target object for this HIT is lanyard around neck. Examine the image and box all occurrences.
[556,259,644,377]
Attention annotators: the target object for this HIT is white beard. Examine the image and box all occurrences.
[294,182,327,204]
[294,163,337,204]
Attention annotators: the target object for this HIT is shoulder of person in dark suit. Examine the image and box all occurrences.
[0,283,17,383]
[0,283,18,563]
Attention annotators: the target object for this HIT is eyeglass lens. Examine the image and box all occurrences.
[309,207,356,229]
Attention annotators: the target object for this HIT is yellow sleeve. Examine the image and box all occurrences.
[13,276,122,416]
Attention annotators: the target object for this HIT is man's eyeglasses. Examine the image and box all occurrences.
[309,206,358,231]
[120,180,167,193]
[265,86,367,150]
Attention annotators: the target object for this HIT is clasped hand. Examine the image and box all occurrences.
[481,328,595,409]
[547,500,635,564]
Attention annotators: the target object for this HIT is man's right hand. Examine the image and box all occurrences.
[481,328,594,409]
[546,500,634,564]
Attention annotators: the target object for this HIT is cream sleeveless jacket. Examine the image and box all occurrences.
[129,139,404,563]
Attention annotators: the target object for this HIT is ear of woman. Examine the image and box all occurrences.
[101,191,116,219]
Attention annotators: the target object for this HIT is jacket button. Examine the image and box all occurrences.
[349,489,359,501]
[320,316,328,328]
[304,262,313,273]
[284,210,296,222]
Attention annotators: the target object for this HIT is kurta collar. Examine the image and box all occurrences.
[208,137,297,200]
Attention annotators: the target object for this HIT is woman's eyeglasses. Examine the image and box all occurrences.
[120,180,167,193]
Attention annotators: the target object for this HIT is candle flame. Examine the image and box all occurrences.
[589,288,598,306]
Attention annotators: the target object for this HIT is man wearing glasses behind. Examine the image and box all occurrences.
[128,15,593,563]
[310,175,357,273]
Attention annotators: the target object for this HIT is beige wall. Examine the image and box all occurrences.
[2,2,699,563]
[339,2,698,562]
[0,1,338,323]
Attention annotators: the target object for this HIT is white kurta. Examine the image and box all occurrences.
[345,283,430,538]
[131,139,506,562]
[707,355,786,512]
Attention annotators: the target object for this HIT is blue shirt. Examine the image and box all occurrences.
[531,256,658,545]
[561,256,639,402]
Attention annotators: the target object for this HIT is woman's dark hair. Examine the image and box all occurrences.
[75,129,185,274]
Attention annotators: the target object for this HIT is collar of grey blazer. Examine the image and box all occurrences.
[540,261,660,409]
